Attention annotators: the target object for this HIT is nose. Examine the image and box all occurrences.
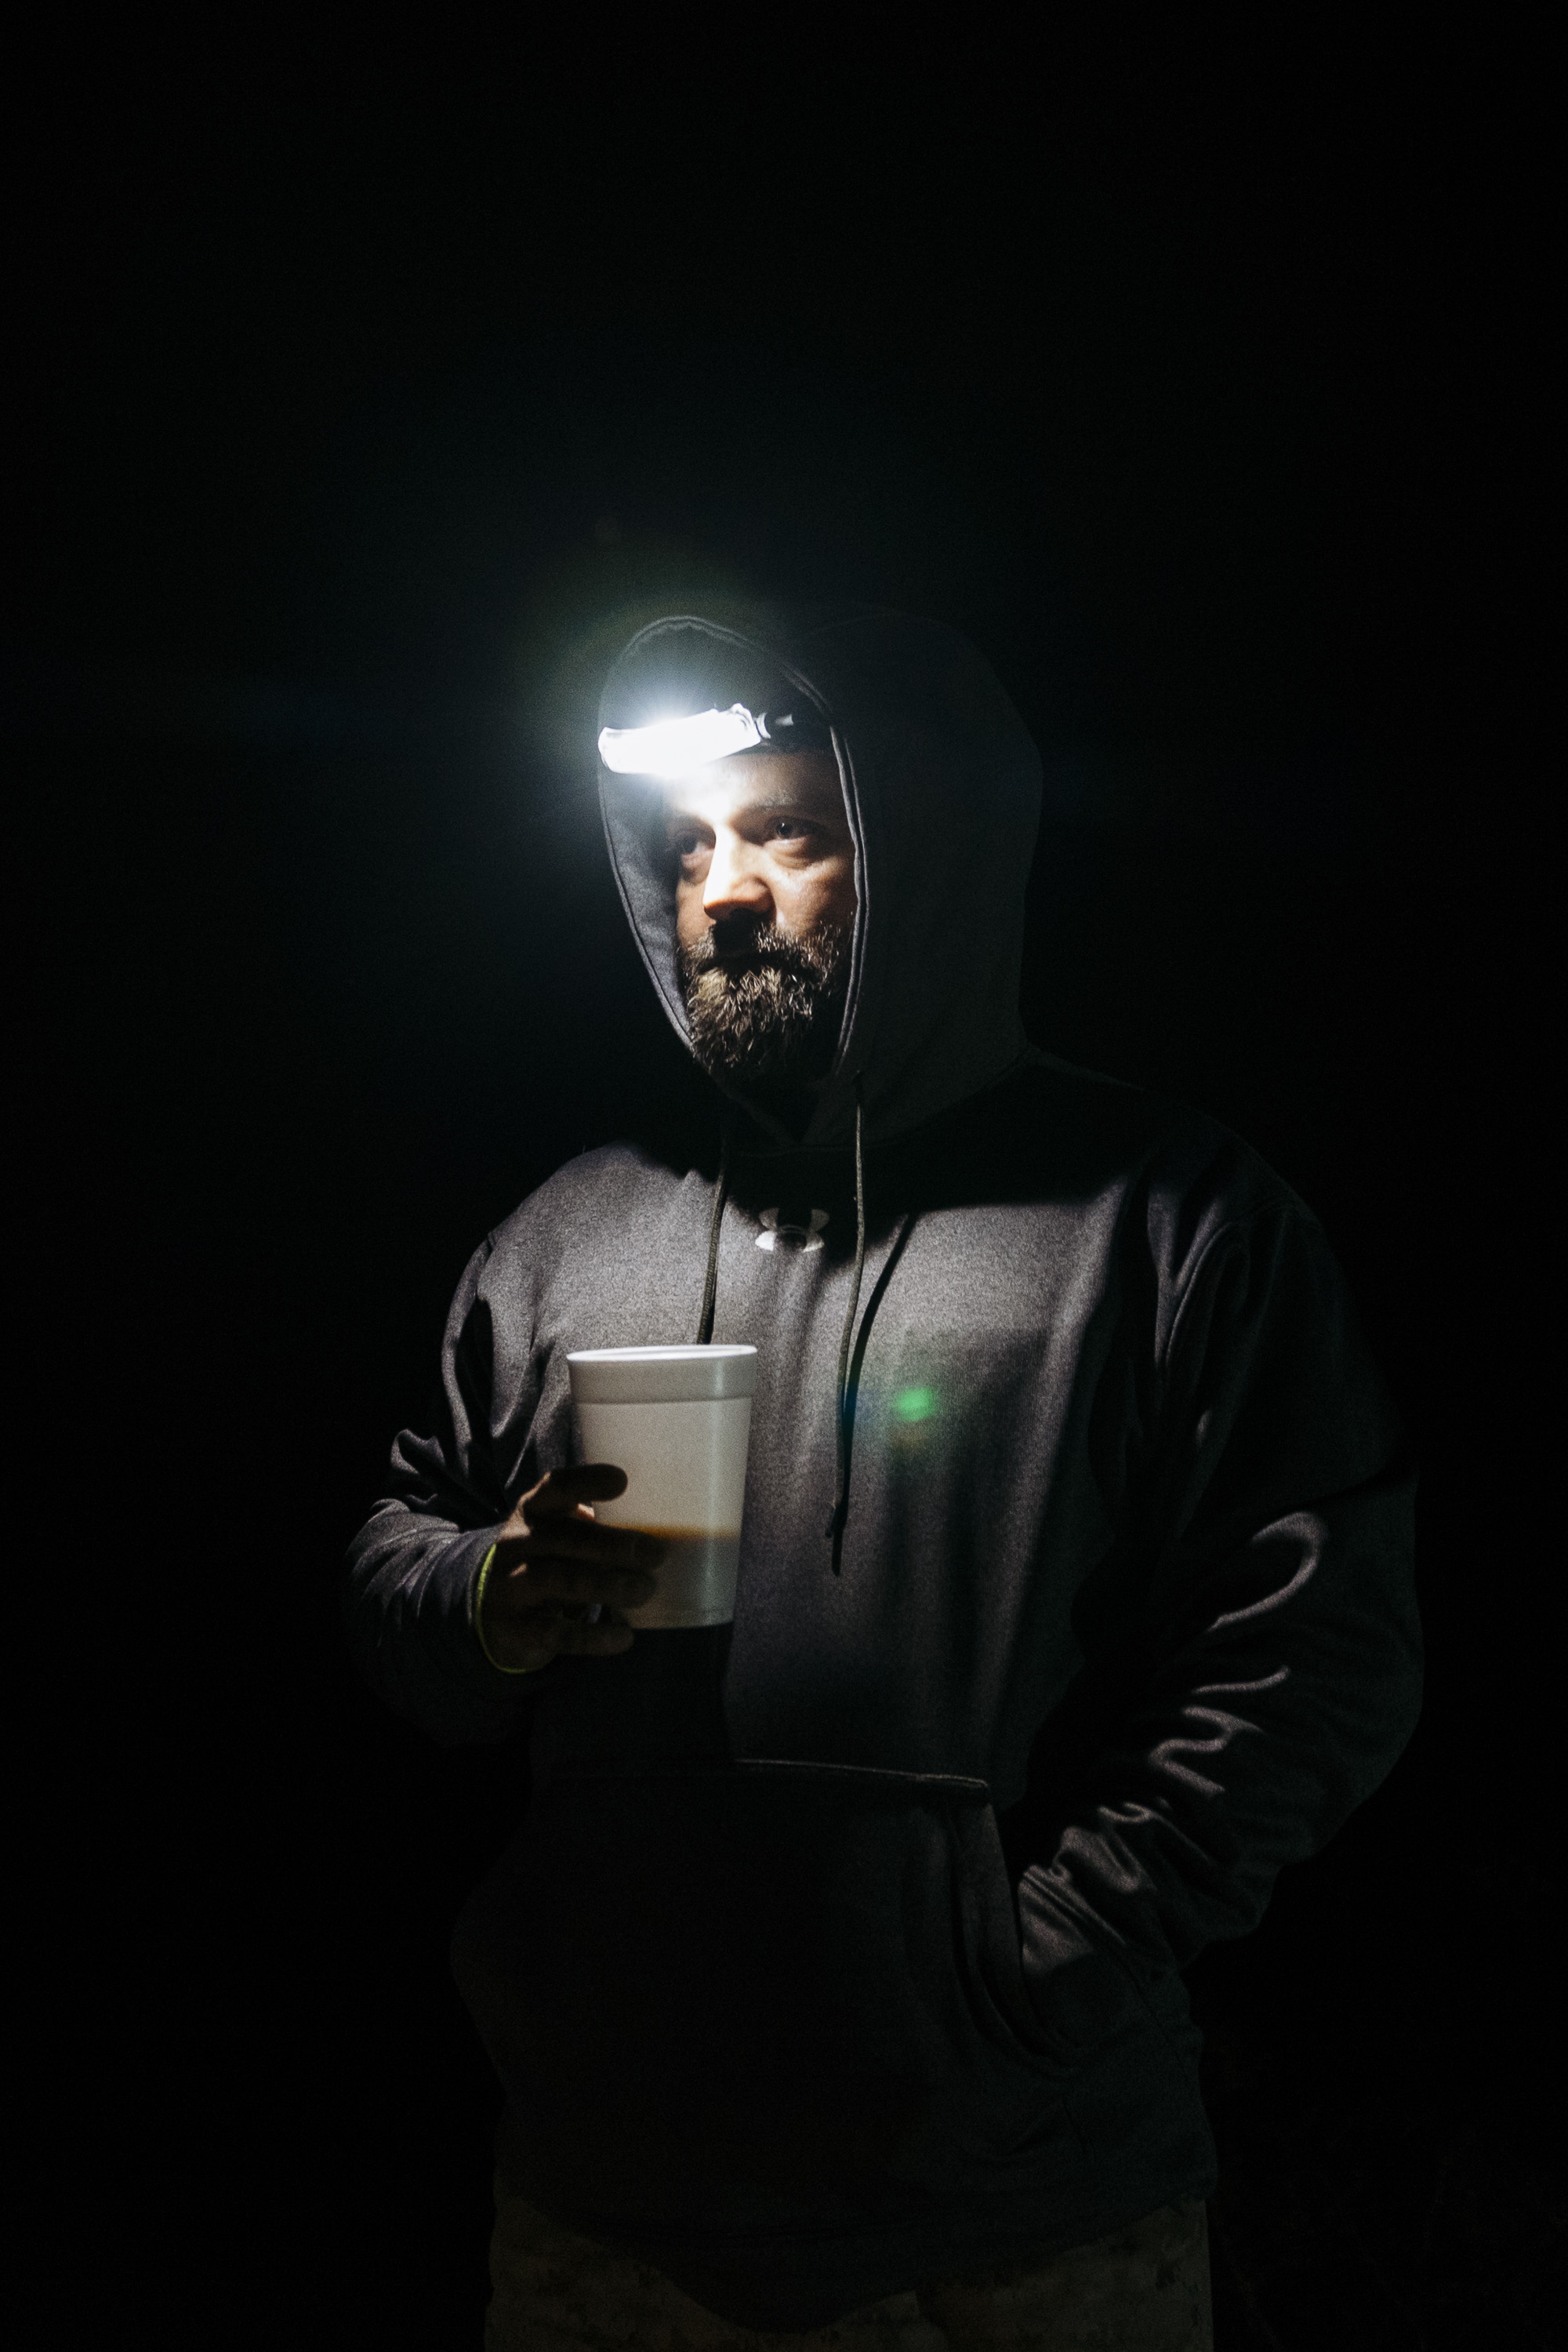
[702,830,773,923]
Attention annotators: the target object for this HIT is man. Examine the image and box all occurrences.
[347,602,1421,2350]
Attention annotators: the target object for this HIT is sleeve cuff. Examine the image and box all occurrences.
[470,1542,549,1677]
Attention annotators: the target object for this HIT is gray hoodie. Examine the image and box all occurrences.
[346,601,1421,2330]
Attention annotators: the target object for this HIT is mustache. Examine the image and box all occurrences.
[686,920,790,967]
[681,916,845,975]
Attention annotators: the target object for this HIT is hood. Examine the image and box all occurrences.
[597,601,1043,1151]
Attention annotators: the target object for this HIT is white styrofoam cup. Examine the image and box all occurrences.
[566,1345,757,1628]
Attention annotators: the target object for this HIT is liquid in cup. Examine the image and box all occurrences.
[566,1345,757,1628]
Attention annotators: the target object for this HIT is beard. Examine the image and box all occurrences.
[677,913,852,1094]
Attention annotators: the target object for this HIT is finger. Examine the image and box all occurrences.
[550,1613,637,1657]
[491,1557,658,1612]
[488,1602,638,1665]
[491,1523,661,1579]
[524,1464,629,1518]
[513,1519,665,1569]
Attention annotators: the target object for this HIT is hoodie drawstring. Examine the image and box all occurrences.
[694,1120,733,1346]
[695,1093,868,1566]
[825,1084,867,1559]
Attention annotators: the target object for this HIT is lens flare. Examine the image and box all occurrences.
[891,1386,938,1425]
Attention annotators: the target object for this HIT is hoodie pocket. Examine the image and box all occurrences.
[452,1758,1080,2226]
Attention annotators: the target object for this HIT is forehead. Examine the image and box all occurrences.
[659,750,844,826]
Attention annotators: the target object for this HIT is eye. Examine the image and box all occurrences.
[769,816,813,841]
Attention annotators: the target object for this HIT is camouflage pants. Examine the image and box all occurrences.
[485,2183,1213,2350]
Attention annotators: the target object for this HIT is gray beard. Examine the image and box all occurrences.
[677,916,852,1095]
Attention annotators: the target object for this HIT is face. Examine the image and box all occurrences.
[660,749,858,1100]
[662,750,857,955]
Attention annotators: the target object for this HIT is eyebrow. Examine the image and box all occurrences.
[665,791,828,826]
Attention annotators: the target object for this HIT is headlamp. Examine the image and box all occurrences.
[597,702,818,777]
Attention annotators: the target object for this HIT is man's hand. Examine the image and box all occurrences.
[477,1464,662,1673]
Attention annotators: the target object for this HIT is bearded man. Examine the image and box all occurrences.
[346,603,1421,2350]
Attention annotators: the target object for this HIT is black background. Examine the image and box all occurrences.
[12,21,1554,2350]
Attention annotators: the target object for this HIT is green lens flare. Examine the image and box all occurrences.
[891,1385,937,1425]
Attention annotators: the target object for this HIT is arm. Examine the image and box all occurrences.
[343,1238,658,1746]
[1013,1193,1422,2057]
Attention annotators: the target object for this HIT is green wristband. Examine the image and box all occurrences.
[472,1542,543,1676]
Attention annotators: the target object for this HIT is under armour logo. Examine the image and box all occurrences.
[756,1207,829,1254]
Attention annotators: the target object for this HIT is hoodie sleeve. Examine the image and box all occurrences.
[344,1237,551,1747]
[1015,1188,1422,2060]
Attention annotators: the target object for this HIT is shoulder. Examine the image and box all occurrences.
[478,1139,695,1277]
[992,1047,1314,1272]
[1011,1058,1359,1395]
[937,1050,1292,1206]
[486,1139,689,1251]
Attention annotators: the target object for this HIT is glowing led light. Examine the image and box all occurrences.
[598,704,764,777]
